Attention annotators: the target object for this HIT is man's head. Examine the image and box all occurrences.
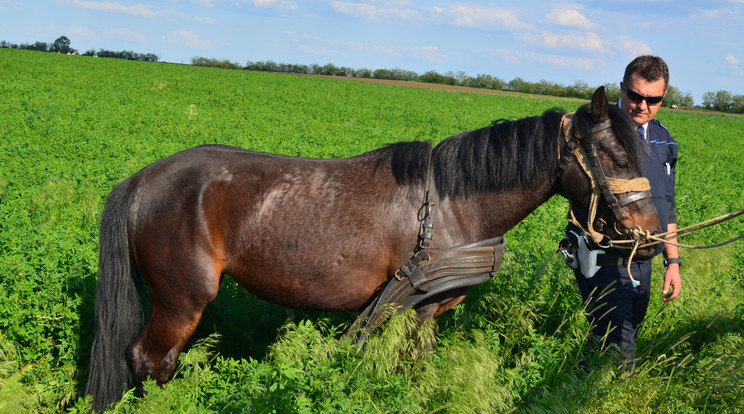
[619,55,669,126]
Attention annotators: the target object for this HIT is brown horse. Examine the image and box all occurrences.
[85,87,660,411]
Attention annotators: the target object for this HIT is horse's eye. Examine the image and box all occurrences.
[614,160,629,171]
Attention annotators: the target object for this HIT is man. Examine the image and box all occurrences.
[564,55,682,364]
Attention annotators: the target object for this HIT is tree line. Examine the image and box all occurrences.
[193,57,744,114]
[2,35,741,113]
[1,36,159,62]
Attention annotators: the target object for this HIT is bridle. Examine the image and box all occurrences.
[558,113,653,245]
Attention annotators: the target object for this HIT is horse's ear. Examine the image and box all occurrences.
[591,86,608,122]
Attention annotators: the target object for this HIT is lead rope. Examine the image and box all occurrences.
[614,207,744,251]
[618,207,744,286]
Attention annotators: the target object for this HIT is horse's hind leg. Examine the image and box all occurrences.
[125,260,222,392]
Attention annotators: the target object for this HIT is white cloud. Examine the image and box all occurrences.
[725,54,740,65]
[67,25,96,38]
[545,7,596,30]
[253,0,297,9]
[298,44,334,55]
[65,0,155,17]
[481,48,521,64]
[375,44,446,62]
[57,25,146,43]
[296,32,446,63]
[483,48,596,70]
[195,16,216,24]
[0,0,21,11]
[449,6,532,30]
[331,1,419,22]
[524,51,596,70]
[103,27,146,42]
[542,32,603,53]
[418,45,444,62]
[164,30,212,48]
[692,7,742,19]
[617,35,652,57]
[338,40,369,51]
[191,0,215,7]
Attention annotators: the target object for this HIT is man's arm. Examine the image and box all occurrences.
[662,222,681,302]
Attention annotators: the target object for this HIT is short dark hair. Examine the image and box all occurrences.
[623,55,669,91]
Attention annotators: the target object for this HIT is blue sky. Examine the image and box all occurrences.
[2,0,743,104]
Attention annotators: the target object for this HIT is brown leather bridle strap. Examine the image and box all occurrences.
[558,113,652,243]
[416,146,437,251]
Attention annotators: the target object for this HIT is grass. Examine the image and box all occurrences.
[1,47,743,412]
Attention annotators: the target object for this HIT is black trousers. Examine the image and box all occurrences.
[573,260,652,362]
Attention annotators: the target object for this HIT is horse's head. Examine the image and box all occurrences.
[558,86,661,258]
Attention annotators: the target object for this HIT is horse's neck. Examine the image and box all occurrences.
[436,171,558,245]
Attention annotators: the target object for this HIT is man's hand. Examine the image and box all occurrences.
[662,264,681,302]
[662,222,681,302]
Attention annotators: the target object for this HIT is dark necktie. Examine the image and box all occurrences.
[637,126,645,142]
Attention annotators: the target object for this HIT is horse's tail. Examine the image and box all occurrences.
[85,176,143,412]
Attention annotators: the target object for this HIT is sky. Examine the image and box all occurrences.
[1,0,743,105]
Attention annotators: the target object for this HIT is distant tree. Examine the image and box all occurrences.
[190,56,239,69]
[245,60,280,72]
[703,90,735,112]
[603,82,621,102]
[702,91,715,110]
[316,63,339,76]
[547,82,566,97]
[507,77,528,92]
[390,68,418,81]
[372,68,394,80]
[731,94,744,114]
[716,90,734,112]
[566,80,592,99]
[28,41,49,52]
[420,70,456,85]
[464,73,504,90]
[533,79,553,95]
[355,68,373,78]
[52,36,73,53]
[664,85,694,108]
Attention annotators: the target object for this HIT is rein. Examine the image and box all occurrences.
[603,207,744,285]
[613,207,744,251]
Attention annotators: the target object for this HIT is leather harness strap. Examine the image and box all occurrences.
[416,146,438,251]
[348,237,505,346]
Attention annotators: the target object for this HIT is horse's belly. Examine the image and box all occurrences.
[228,264,388,312]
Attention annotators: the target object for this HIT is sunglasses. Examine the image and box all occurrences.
[625,88,664,105]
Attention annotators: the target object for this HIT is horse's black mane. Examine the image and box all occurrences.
[377,103,640,199]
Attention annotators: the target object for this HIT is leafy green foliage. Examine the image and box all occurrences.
[1,48,743,412]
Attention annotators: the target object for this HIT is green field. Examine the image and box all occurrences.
[1,48,743,413]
